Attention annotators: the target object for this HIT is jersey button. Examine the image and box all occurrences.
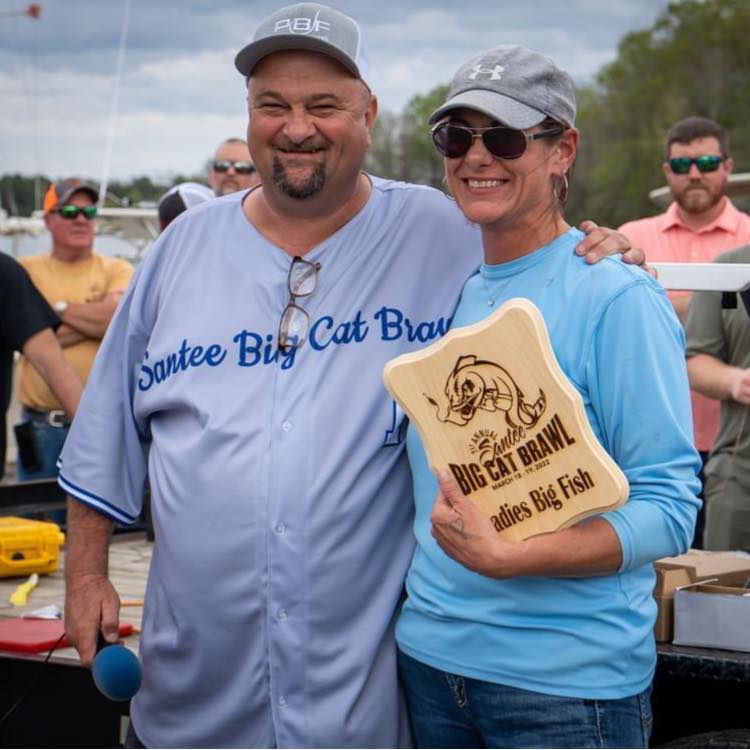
[278,695,287,707]
[277,608,287,621]
[275,523,286,535]
[281,420,292,432]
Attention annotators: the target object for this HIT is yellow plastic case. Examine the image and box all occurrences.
[0,517,65,578]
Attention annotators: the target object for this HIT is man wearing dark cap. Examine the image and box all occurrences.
[157,181,214,231]
[15,178,132,480]
[60,5,640,748]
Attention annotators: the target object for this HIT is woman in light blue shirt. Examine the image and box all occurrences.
[396,44,701,749]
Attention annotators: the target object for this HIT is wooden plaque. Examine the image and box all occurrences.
[382,298,628,542]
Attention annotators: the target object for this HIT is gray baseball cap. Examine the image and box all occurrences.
[43,178,99,214]
[235,3,370,85]
[429,45,576,129]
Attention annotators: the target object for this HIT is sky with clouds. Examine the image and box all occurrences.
[0,0,669,184]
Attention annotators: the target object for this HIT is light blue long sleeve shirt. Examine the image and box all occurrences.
[397,228,701,699]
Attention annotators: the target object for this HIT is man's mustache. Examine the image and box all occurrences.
[274,139,326,153]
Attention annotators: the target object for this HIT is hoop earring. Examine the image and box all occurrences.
[555,173,569,205]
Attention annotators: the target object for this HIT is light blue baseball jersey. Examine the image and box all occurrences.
[397,228,701,699]
[58,178,481,748]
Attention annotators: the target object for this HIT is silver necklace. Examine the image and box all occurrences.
[481,272,510,308]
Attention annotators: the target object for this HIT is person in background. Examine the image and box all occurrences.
[157,181,215,231]
[685,243,750,550]
[207,137,260,196]
[14,178,132,480]
[619,117,750,546]
[1,254,82,480]
[395,45,700,749]
[60,5,645,747]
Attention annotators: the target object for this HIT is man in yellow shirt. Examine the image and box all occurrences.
[15,178,133,480]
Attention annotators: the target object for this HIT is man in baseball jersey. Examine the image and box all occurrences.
[62,4,643,747]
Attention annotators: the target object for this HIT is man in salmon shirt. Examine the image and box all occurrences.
[620,117,750,546]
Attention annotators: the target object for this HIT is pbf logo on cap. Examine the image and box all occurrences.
[234,3,370,84]
[274,9,331,37]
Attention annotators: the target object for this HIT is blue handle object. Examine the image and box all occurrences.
[92,644,142,701]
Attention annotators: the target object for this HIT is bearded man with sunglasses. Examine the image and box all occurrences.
[15,179,132,481]
[208,137,260,195]
[620,117,750,547]
[60,5,645,748]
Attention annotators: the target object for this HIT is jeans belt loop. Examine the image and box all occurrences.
[47,410,68,428]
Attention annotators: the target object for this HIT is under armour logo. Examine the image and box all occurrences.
[275,10,331,35]
[468,64,505,81]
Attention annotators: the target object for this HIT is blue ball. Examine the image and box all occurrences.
[92,645,142,701]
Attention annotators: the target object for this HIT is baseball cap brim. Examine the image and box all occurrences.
[235,35,362,80]
[429,90,547,129]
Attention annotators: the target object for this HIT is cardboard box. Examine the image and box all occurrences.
[673,573,750,652]
[653,550,750,642]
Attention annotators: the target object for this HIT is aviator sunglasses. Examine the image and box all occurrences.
[668,155,724,175]
[431,122,564,160]
[53,204,98,220]
[212,159,256,175]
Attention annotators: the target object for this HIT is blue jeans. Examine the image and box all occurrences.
[16,410,69,525]
[16,409,69,481]
[398,650,652,749]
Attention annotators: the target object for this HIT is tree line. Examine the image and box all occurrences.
[3,0,748,228]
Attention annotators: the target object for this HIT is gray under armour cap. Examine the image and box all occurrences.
[235,3,370,85]
[430,45,576,129]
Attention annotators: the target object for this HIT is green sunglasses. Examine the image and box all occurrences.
[668,155,724,175]
[55,204,98,220]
